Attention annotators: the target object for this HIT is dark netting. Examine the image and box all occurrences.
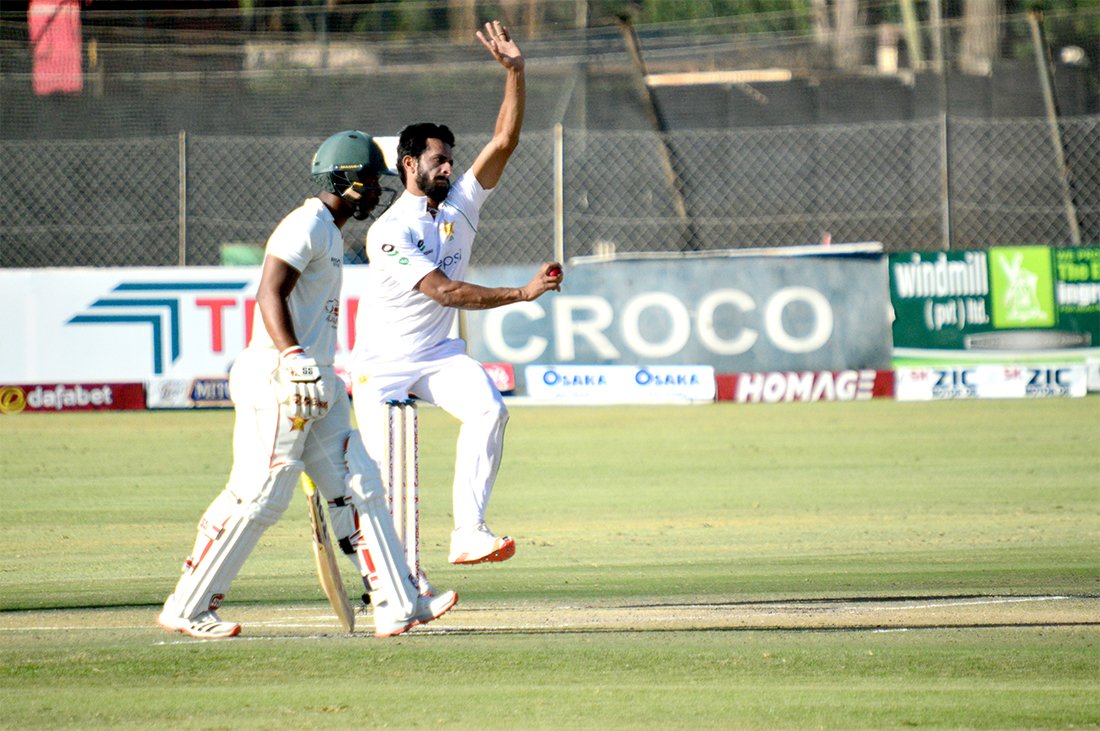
[1,3,1097,267]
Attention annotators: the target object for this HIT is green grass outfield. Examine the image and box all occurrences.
[1,398,1097,730]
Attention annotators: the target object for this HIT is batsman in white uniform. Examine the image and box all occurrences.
[351,21,563,574]
[158,130,457,640]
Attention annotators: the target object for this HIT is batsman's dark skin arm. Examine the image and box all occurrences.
[256,192,351,353]
[256,256,302,353]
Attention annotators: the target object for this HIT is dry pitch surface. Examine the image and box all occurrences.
[4,594,1096,644]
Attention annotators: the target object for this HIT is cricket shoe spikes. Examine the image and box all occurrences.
[448,523,516,565]
[373,589,458,638]
[157,609,241,639]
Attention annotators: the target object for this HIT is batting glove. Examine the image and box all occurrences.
[275,346,330,420]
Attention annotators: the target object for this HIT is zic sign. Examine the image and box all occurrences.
[1017,367,1080,397]
[895,364,1087,401]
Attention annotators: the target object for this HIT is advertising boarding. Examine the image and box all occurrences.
[890,246,1099,358]
[0,267,363,408]
[3,247,891,405]
[464,248,891,392]
[889,246,1100,398]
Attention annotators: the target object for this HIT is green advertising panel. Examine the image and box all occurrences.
[890,250,992,350]
[1054,248,1100,335]
[890,247,1100,364]
[988,247,1056,329]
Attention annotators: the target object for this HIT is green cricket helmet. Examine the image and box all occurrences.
[310,130,392,220]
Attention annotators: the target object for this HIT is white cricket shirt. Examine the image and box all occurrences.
[248,197,344,365]
[352,170,492,365]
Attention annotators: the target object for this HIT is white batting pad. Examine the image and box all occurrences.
[350,492,418,619]
[165,461,303,621]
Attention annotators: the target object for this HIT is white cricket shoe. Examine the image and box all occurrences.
[373,590,458,638]
[157,608,241,639]
[448,523,516,565]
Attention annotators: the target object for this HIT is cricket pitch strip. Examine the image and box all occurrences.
[1,594,1097,642]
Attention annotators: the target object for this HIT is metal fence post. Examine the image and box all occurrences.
[554,123,565,264]
[935,2,953,252]
[1027,9,1081,247]
[178,130,188,266]
[939,114,953,251]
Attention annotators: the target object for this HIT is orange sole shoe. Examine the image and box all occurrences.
[450,536,516,565]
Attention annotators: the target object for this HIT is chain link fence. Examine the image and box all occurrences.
[950,116,1099,248]
[568,115,1099,257]
[3,4,1097,266]
[2,114,1097,269]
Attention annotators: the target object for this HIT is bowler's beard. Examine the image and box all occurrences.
[416,168,451,204]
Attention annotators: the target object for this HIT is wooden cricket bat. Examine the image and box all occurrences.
[301,475,356,633]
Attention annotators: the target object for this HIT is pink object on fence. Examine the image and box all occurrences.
[29,0,83,96]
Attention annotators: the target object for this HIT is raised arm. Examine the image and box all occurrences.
[470,20,525,191]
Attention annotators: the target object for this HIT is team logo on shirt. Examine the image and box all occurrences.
[440,222,455,241]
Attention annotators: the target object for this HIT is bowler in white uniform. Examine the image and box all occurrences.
[352,21,563,574]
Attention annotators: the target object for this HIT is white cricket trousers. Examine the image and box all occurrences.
[352,351,509,533]
[226,347,366,505]
[166,347,419,620]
